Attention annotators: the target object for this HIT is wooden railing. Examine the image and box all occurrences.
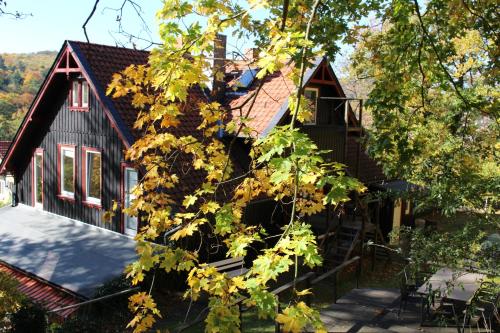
[177,256,362,332]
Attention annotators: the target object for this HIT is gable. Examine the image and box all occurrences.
[0,41,147,174]
[223,57,345,138]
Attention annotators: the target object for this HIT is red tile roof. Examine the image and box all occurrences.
[224,62,295,137]
[0,141,10,160]
[0,262,83,319]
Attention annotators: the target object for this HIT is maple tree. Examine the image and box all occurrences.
[106,0,376,332]
[352,0,499,216]
[105,0,498,331]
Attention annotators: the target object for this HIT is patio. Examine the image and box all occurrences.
[0,204,137,298]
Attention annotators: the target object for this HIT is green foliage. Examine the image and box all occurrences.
[106,0,371,331]
[9,300,47,333]
[352,0,499,215]
[0,51,56,140]
[0,270,24,330]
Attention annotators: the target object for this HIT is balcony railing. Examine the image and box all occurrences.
[300,97,364,178]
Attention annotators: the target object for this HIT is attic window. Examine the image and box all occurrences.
[303,87,319,125]
[70,79,89,110]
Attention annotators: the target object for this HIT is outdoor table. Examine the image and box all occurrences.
[416,267,485,330]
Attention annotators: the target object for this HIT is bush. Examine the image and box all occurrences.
[10,300,47,333]
[59,275,133,333]
[0,271,24,331]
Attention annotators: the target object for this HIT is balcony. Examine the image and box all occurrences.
[300,98,364,176]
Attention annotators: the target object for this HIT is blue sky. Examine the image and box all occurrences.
[0,0,163,53]
[0,0,350,72]
[0,0,260,54]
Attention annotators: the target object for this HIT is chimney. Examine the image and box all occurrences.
[212,34,227,101]
[244,48,259,61]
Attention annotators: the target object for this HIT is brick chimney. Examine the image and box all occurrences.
[212,34,227,101]
[244,48,259,61]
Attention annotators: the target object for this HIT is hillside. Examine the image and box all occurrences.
[0,51,57,140]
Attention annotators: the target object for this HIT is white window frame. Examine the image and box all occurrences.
[124,167,138,236]
[81,81,89,107]
[303,87,319,125]
[60,146,75,198]
[71,81,79,107]
[84,150,101,205]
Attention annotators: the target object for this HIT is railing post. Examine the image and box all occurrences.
[238,302,243,331]
[332,271,338,304]
[356,258,361,289]
[275,296,281,333]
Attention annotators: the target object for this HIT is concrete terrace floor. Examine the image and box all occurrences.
[0,204,137,298]
[315,288,471,333]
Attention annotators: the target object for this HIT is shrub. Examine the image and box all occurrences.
[10,300,47,333]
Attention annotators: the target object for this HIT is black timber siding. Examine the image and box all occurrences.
[299,84,347,163]
[14,77,126,232]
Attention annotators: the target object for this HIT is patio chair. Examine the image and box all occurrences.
[398,267,418,318]
[463,282,499,333]
[398,263,433,318]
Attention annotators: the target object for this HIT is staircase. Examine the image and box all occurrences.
[319,193,388,269]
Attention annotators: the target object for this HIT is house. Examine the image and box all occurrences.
[0,38,413,314]
[0,140,14,202]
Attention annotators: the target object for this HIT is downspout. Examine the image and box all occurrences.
[12,173,18,207]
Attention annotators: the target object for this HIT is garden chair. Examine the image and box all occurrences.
[462,282,499,333]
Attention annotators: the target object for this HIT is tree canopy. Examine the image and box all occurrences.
[105,0,498,332]
[352,0,499,216]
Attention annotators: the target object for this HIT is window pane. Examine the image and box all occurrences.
[36,154,42,203]
[304,89,317,100]
[87,152,101,199]
[72,81,79,107]
[82,81,89,107]
[62,149,74,194]
[304,89,318,124]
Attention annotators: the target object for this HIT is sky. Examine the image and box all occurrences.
[0,0,351,71]
[0,0,165,53]
[0,0,259,54]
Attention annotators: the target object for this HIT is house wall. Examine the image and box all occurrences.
[300,84,347,163]
[14,79,125,232]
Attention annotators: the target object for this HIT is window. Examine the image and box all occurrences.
[82,81,89,107]
[83,148,101,206]
[70,79,89,110]
[58,145,75,199]
[303,87,319,125]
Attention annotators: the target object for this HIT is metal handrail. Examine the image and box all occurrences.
[177,256,362,332]
[47,287,140,313]
[312,256,360,285]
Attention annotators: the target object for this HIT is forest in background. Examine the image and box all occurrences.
[0,51,57,140]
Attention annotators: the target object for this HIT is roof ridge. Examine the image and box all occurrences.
[67,40,151,54]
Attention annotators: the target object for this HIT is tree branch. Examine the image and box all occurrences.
[83,0,100,43]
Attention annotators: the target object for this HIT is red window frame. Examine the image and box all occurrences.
[82,147,102,209]
[31,148,44,207]
[57,144,76,202]
[69,80,89,112]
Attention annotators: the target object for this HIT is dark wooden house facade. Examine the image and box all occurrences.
[0,39,410,244]
[0,41,152,236]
